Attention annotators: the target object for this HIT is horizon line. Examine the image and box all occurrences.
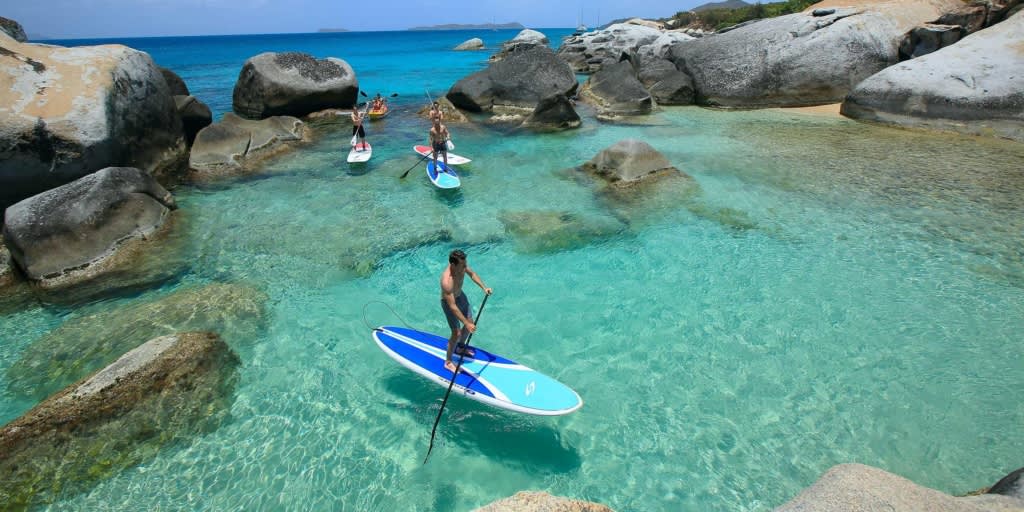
[32,26,584,42]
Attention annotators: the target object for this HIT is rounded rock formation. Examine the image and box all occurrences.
[232,51,358,119]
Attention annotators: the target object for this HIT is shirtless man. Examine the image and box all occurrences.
[351,103,367,150]
[428,118,451,171]
[440,249,492,373]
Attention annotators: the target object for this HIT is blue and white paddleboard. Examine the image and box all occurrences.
[426,161,461,189]
[373,326,583,416]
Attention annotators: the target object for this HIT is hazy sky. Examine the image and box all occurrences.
[6,0,709,39]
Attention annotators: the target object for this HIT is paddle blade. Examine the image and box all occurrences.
[446,140,455,151]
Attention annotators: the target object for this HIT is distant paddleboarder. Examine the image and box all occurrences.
[351,103,368,150]
[440,250,491,373]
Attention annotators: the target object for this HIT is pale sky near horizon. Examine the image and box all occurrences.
[6,0,710,39]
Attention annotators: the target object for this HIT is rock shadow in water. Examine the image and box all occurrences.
[381,373,582,475]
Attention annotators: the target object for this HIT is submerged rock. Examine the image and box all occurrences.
[232,51,358,119]
[189,113,308,180]
[581,139,678,185]
[474,491,614,512]
[7,282,267,400]
[2,167,177,289]
[0,332,240,509]
[776,463,1024,511]
[0,32,187,211]
[498,210,625,253]
[842,10,1024,142]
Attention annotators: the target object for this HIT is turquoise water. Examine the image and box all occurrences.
[3,32,1024,511]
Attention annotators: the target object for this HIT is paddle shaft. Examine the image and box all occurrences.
[399,154,429,179]
[423,293,490,464]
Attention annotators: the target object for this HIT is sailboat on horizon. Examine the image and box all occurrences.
[572,8,587,35]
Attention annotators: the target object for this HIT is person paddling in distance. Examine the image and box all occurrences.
[429,117,451,171]
[428,101,444,124]
[441,249,492,373]
[351,102,367,151]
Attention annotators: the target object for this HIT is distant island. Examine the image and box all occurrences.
[317,28,349,33]
[408,22,525,31]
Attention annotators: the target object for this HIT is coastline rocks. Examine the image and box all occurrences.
[454,38,484,50]
[776,463,1024,511]
[521,94,581,131]
[557,23,664,73]
[582,139,678,185]
[232,51,358,119]
[899,23,965,59]
[489,29,549,61]
[2,167,176,287]
[0,332,240,509]
[990,467,1024,500]
[578,61,654,118]
[175,95,213,146]
[498,210,624,254]
[473,491,614,512]
[668,1,960,107]
[416,97,469,123]
[0,16,27,42]
[159,66,189,95]
[189,113,308,179]
[842,10,1024,142]
[0,33,188,211]
[637,56,695,105]
[7,282,267,400]
[0,238,14,289]
[636,32,694,61]
[447,46,577,113]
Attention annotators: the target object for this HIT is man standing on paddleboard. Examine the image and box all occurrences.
[429,117,451,171]
[441,250,492,373]
[351,103,367,151]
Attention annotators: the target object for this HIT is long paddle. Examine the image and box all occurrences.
[423,293,490,464]
[399,153,429,179]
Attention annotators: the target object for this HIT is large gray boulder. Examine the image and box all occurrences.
[581,139,678,185]
[175,95,213,146]
[579,61,654,117]
[454,38,484,50]
[668,1,961,107]
[0,332,240,509]
[0,16,27,42]
[232,52,358,119]
[447,46,577,113]
[521,94,581,131]
[473,491,613,512]
[159,66,189,95]
[189,113,307,179]
[776,463,1024,511]
[842,10,1024,142]
[557,23,665,73]
[0,33,188,212]
[2,167,176,287]
[7,282,266,400]
[637,56,695,105]
[489,29,549,61]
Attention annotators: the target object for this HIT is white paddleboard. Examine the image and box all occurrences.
[348,142,373,163]
[373,326,583,416]
[414,145,471,165]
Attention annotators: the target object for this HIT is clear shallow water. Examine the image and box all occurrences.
[2,32,1024,511]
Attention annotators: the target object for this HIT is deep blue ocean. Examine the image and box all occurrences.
[3,29,1023,511]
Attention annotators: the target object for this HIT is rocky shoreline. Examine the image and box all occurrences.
[1,1,1022,508]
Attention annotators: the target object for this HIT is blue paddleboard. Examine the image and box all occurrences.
[372,326,583,416]
[426,161,461,189]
